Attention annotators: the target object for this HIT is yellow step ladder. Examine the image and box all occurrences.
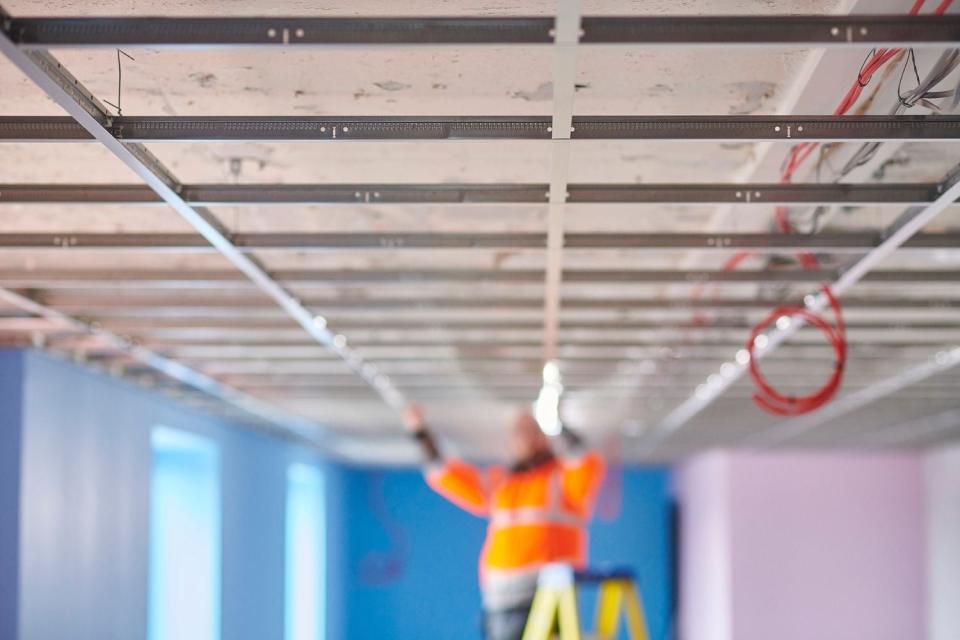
[521,564,650,640]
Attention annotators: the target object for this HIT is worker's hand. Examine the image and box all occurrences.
[402,404,427,433]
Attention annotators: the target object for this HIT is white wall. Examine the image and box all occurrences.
[926,444,960,640]
[674,452,733,640]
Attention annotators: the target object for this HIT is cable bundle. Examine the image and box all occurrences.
[842,48,960,174]
[718,0,954,416]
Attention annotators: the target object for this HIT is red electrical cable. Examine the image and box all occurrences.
[934,0,955,13]
[746,287,847,416]
[702,0,953,415]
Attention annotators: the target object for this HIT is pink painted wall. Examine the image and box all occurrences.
[677,451,927,640]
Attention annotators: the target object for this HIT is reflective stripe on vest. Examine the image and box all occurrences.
[489,467,585,529]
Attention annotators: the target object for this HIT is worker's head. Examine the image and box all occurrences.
[509,409,551,462]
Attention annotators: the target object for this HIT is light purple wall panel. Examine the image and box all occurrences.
[677,451,926,640]
[926,444,960,640]
[729,452,926,640]
[675,452,732,640]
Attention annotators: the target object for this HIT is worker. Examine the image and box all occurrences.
[403,404,605,640]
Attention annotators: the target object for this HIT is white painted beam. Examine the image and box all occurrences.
[542,0,581,364]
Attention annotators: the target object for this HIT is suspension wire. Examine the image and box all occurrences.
[103,49,134,116]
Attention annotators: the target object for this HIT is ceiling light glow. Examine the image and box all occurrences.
[536,360,564,436]
[542,360,561,385]
[535,385,561,436]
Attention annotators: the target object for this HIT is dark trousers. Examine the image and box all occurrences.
[482,600,534,640]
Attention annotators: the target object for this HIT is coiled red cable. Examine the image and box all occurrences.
[746,286,846,416]
[709,0,953,415]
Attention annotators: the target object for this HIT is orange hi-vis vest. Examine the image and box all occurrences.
[426,453,605,586]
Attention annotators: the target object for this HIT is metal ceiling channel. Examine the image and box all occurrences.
[7,15,960,48]
[4,115,960,141]
[2,231,959,251]
[161,350,928,365]
[0,13,408,425]
[860,408,960,446]
[48,338,955,354]
[10,309,958,332]
[0,182,942,205]
[2,268,958,285]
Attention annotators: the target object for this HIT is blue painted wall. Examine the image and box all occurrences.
[329,468,487,639]
[11,350,323,640]
[328,465,674,640]
[0,350,24,640]
[3,349,674,640]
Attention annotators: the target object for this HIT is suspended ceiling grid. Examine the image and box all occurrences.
[1,1,959,462]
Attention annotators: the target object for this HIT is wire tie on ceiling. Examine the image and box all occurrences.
[856,48,876,87]
[103,49,134,116]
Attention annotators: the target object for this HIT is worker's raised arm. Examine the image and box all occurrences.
[403,405,490,517]
[551,425,606,513]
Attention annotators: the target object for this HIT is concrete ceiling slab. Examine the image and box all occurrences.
[1,0,958,462]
